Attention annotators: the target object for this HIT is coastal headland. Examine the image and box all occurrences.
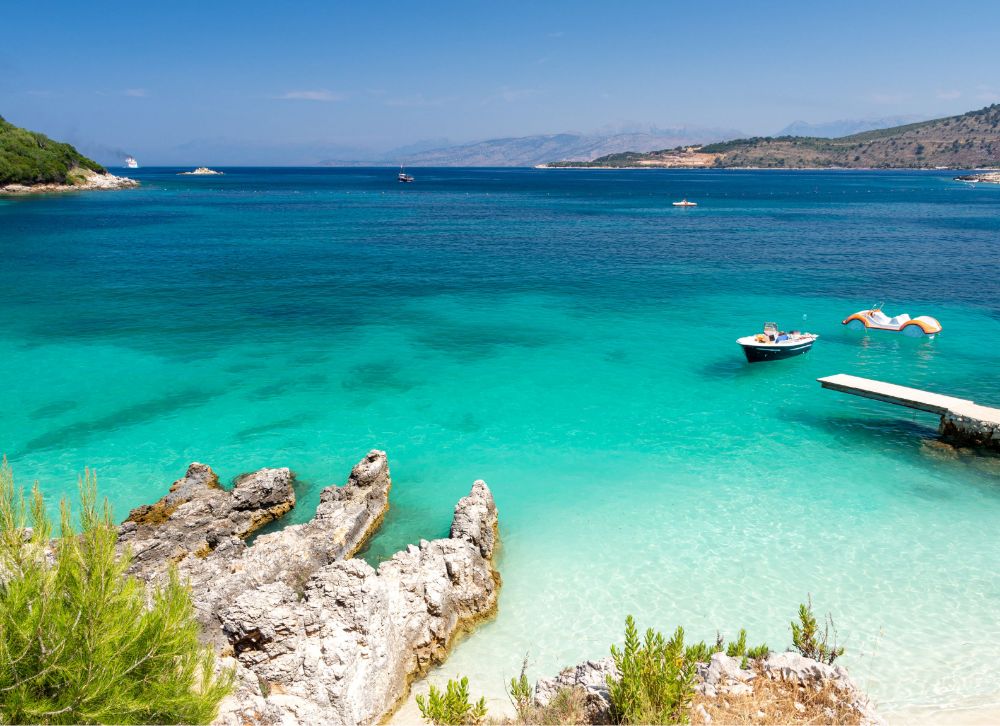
[541,104,1000,169]
[0,114,138,194]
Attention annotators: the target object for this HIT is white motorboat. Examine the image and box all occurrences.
[737,322,818,362]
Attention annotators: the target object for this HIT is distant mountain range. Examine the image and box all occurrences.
[317,127,743,167]
[776,116,925,138]
[545,105,1000,169]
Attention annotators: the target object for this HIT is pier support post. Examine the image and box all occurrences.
[939,411,1000,451]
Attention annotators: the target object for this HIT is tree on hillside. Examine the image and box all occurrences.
[0,458,232,725]
[0,116,105,185]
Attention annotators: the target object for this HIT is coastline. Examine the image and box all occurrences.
[955,171,1000,184]
[0,168,139,195]
[537,164,993,171]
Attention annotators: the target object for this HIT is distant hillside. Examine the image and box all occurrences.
[318,127,742,167]
[777,115,923,138]
[547,105,1000,169]
[0,115,106,185]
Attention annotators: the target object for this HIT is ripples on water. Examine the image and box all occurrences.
[1,168,998,717]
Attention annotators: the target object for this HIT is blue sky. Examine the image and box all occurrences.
[2,0,999,164]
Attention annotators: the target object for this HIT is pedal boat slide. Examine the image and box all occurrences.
[842,304,942,336]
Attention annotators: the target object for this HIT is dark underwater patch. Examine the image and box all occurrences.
[234,413,318,440]
[412,320,558,359]
[341,361,416,393]
[17,387,221,456]
[30,399,79,419]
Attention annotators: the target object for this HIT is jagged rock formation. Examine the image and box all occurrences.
[120,463,297,572]
[118,451,500,725]
[534,652,883,725]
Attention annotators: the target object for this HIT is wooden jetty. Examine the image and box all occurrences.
[818,373,1000,450]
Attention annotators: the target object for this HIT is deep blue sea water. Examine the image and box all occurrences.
[2,168,999,719]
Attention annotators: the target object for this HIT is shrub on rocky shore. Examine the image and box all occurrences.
[0,460,232,724]
[418,600,878,726]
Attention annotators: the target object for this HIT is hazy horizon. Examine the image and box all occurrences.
[2,0,999,165]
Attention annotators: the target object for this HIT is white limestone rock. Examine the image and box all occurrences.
[118,450,499,726]
[534,658,616,724]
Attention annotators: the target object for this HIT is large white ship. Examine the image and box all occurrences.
[125,156,139,169]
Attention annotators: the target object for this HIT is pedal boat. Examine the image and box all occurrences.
[737,323,818,363]
[842,305,941,336]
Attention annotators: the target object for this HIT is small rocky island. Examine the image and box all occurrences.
[180,167,225,175]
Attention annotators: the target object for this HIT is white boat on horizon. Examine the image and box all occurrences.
[672,199,696,207]
[398,166,414,183]
[125,156,138,169]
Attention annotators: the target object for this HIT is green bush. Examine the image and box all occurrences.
[724,628,747,658]
[746,642,770,661]
[416,676,487,725]
[0,115,105,186]
[791,596,844,665]
[507,655,533,722]
[0,459,232,724]
[723,628,770,668]
[606,617,776,724]
[607,616,699,725]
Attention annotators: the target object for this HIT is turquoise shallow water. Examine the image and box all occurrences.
[2,168,999,718]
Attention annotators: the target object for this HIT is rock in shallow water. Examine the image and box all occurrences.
[118,450,500,726]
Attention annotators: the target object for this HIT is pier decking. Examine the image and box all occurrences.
[818,373,1000,449]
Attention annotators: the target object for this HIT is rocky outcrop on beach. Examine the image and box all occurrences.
[118,451,500,725]
[0,168,139,195]
[954,172,1000,183]
[534,652,883,725]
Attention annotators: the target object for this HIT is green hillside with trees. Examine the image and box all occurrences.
[0,115,105,185]
[550,104,1000,169]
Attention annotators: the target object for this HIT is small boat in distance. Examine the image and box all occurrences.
[672,199,697,207]
[842,303,942,336]
[737,322,818,363]
[398,166,414,183]
[125,156,138,169]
